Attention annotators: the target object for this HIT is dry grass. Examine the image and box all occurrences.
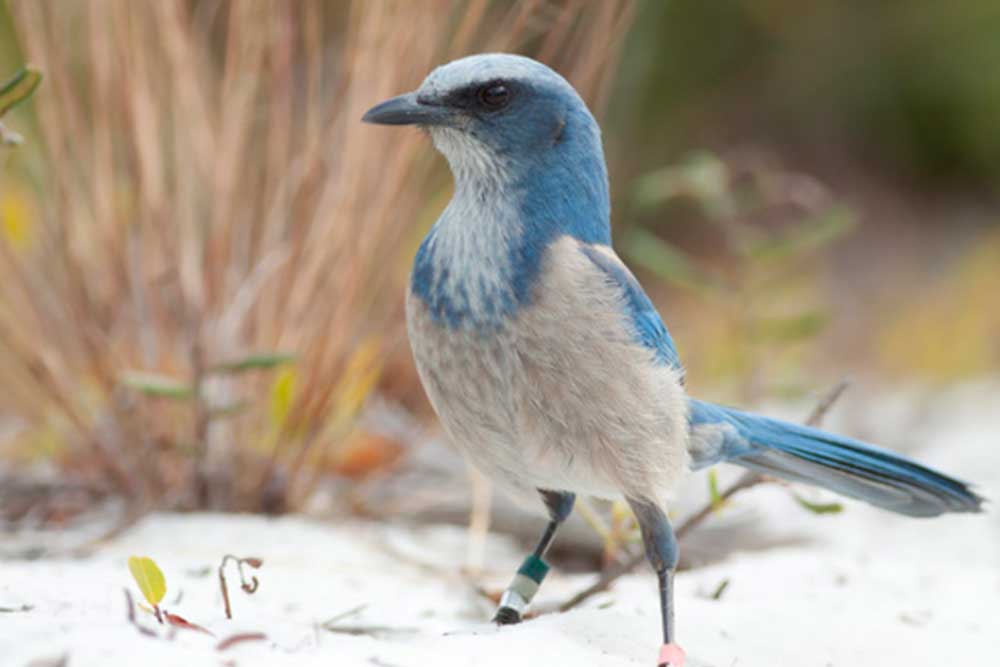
[0,1,633,512]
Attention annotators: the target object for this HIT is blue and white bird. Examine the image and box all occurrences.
[362,54,983,667]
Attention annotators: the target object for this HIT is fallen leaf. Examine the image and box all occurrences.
[329,432,404,479]
[164,611,214,636]
[128,556,167,607]
[216,632,268,651]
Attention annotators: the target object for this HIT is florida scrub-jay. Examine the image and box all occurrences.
[362,54,983,667]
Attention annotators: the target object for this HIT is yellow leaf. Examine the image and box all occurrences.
[328,338,383,429]
[269,367,297,428]
[21,425,65,462]
[0,190,34,251]
[128,556,167,607]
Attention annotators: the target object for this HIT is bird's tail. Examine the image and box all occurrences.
[688,400,984,517]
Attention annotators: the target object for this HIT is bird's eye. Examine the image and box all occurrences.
[478,83,510,110]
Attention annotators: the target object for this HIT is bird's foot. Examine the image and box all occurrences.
[493,554,549,626]
[492,605,523,625]
[657,643,686,667]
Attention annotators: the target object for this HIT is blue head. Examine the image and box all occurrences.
[364,54,611,328]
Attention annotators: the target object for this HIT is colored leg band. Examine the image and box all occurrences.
[517,554,550,584]
[498,555,550,616]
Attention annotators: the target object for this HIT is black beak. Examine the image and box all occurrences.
[361,92,452,126]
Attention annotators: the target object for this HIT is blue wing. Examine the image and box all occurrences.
[579,244,683,373]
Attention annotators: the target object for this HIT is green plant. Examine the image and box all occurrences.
[622,150,856,400]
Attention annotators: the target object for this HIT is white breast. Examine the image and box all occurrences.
[406,236,690,506]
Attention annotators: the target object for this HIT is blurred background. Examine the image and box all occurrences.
[0,1,997,555]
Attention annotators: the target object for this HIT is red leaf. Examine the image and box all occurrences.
[163,611,215,636]
[216,632,268,651]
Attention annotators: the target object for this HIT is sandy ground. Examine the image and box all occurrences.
[2,382,998,667]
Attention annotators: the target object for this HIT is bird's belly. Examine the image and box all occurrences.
[406,289,690,504]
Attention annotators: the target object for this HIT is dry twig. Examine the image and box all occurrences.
[218,554,263,619]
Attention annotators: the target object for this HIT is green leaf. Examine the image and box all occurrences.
[708,469,724,512]
[748,206,855,263]
[210,352,297,374]
[121,371,195,399]
[620,227,721,295]
[128,556,167,607]
[633,152,731,216]
[792,493,844,515]
[0,68,43,118]
[753,311,829,343]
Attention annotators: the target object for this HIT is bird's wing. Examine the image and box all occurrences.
[578,243,684,373]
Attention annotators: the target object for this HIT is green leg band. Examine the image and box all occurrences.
[517,554,550,584]
[498,555,551,618]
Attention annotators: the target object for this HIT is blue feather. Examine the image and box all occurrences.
[411,102,610,330]
[689,399,983,517]
[580,245,683,371]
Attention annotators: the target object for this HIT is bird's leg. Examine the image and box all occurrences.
[628,498,685,667]
[493,489,575,625]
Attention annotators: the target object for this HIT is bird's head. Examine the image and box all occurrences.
[362,54,604,181]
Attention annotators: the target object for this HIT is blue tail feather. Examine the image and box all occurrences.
[688,399,984,517]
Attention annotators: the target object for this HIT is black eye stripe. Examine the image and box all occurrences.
[436,79,514,111]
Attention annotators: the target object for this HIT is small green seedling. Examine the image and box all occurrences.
[127,555,213,636]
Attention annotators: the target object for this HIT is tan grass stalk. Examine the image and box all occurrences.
[2,0,633,511]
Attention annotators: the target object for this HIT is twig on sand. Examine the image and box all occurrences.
[557,379,850,613]
[317,601,418,637]
[216,632,268,651]
[320,623,418,637]
[320,604,368,627]
[803,379,851,428]
[123,589,159,638]
[218,554,264,619]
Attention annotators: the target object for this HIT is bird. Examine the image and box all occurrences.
[362,53,983,667]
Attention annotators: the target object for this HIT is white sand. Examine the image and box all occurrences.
[2,382,997,667]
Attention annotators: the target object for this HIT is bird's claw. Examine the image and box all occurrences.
[493,605,523,625]
[657,643,686,667]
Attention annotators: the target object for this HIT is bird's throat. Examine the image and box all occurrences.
[411,136,611,331]
[410,176,524,330]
